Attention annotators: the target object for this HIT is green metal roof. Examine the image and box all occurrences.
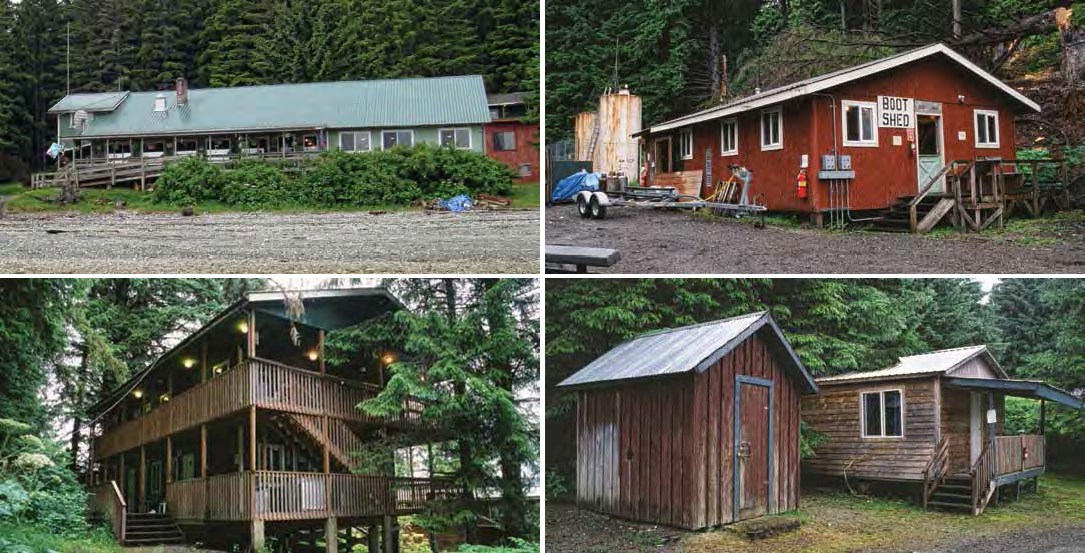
[49,91,129,112]
[50,75,491,138]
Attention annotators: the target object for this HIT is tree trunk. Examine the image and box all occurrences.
[707,24,721,101]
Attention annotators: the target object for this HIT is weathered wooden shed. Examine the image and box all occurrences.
[557,312,819,529]
[802,345,1084,515]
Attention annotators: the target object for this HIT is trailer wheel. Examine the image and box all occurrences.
[576,195,592,218]
[590,196,607,219]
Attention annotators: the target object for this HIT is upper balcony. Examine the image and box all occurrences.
[94,357,424,460]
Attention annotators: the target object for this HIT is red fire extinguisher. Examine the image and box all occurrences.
[797,169,808,199]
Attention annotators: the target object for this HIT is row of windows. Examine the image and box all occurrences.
[673,104,1001,157]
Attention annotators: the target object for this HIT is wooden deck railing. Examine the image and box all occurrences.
[161,472,453,522]
[95,358,424,460]
[993,435,1045,477]
[922,435,950,508]
[971,442,995,515]
[94,481,127,541]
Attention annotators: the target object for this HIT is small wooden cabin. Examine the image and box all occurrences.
[635,43,1068,232]
[802,345,1084,515]
[86,289,451,552]
[557,312,819,530]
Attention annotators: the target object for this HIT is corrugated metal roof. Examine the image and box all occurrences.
[817,345,990,384]
[49,91,129,112]
[557,312,817,393]
[50,75,491,138]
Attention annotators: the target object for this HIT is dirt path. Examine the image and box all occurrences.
[0,210,539,273]
[546,206,1085,273]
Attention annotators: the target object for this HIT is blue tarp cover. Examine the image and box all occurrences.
[437,194,474,212]
[551,170,599,202]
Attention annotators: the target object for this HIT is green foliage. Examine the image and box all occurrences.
[0,417,89,537]
[544,469,568,499]
[457,538,539,553]
[0,522,122,553]
[0,281,72,429]
[154,147,516,208]
[799,420,827,459]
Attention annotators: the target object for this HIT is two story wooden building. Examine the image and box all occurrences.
[485,92,539,183]
[802,345,1083,515]
[87,288,451,552]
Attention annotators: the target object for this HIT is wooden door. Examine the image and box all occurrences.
[734,376,773,521]
[916,114,945,193]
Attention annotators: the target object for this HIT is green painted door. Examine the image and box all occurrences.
[917,114,945,194]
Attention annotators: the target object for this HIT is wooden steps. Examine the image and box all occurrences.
[273,413,364,472]
[123,512,185,546]
[867,195,944,233]
[926,474,975,513]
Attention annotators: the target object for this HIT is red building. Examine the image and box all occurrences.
[637,44,1040,223]
[485,92,539,183]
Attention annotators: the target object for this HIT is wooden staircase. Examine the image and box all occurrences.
[926,473,975,513]
[867,195,954,233]
[123,512,185,546]
[273,413,365,472]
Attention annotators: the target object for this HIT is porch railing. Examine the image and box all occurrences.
[94,481,127,541]
[921,435,950,508]
[971,442,996,515]
[993,435,1045,477]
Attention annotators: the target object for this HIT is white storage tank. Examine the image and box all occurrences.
[574,87,643,180]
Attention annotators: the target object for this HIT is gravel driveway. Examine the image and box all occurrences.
[0,210,539,273]
[546,206,1085,273]
[903,525,1085,553]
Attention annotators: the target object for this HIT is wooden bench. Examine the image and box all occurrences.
[545,244,621,273]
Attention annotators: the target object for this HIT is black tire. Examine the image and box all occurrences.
[576,195,592,218]
[590,196,607,219]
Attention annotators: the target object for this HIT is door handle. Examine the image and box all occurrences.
[737,441,751,459]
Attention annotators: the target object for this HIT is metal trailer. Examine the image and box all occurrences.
[573,184,767,223]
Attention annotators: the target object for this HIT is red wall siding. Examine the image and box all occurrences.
[652,55,1024,212]
[484,120,539,183]
[575,331,804,529]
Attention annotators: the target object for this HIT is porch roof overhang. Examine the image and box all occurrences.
[87,288,405,420]
[944,377,1084,409]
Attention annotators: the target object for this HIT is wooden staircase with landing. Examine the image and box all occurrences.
[271,413,365,472]
[123,512,185,546]
[867,194,955,233]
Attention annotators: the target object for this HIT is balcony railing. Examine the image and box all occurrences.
[162,472,456,522]
[95,358,423,460]
[993,434,1045,477]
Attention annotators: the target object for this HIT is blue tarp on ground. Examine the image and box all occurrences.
[551,170,600,203]
[438,194,474,212]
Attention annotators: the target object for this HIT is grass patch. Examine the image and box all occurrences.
[682,473,1085,553]
[923,209,1084,245]
[508,182,540,208]
[0,522,122,553]
[0,182,25,196]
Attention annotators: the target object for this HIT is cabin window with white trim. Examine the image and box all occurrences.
[974,110,999,148]
[339,131,372,152]
[760,107,783,151]
[493,131,516,151]
[720,118,738,156]
[439,128,472,149]
[382,130,414,149]
[843,100,877,146]
[677,128,693,160]
[862,389,903,437]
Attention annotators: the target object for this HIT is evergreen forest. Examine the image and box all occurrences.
[0,0,540,180]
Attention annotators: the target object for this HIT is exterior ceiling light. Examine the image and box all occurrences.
[238,321,249,334]
[132,389,144,399]
[182,358,196,369]
[381,352,396,366]
[160,394,170,403]
[307,350,319,362]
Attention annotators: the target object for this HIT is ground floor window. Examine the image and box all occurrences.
[302,134,319,151]
[242,137,269,154]
[176,138,199,155]
[678,128,693,160]
[974,109,999,148]
[382,130,414,149]
[760,107,783,150]
[439,128,471,149]
[862,389,903,437]
[493,131,516,151]
[142,140,166,156]
[518,163,532,177]
[720,118,738,155]
[339,131,372,152]
[208,138,231,152]
[843,100,877,146]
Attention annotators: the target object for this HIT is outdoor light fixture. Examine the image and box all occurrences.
[182,358,195,369]
[215,367,223,374]
[238,321,250,333]
[160,394,170,403]
[381,352,396,366]
[307,350,319,361]
[132,389,144,399]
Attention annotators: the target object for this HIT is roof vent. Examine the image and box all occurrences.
[154,94,167,112]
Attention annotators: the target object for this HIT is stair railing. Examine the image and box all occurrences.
[922,435,950,508]
[970,442,996,515]
[909,160,970,232]
[95,480,127,542]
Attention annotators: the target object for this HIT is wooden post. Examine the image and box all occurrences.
[322,416,331,474]
[382,516,394,553]
[166,435,172,484]
[247,310,257,358]
[251,520,265,551]
[368,525,380,553]
[139,445,146,510]
[200,424,207,478]
[237,423,244,471]
[319,330,326,374]
[1039,399,1046,435]
[249,406,257,472]
[987,392,996,451]
[325,517,339,553]
[118,454,125,495]
[201,340,208,383]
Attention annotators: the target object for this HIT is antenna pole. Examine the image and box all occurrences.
[66,22,70,95]
[612,37,620,89]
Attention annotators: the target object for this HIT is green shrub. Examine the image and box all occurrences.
[457,538,539,553]
[0,418,90,538]
[153,156,225,205]
[221,159,294,208]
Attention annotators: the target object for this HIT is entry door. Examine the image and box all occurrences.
[916,114,945,194]
[653,137,672,174]
[969,392,983,465]
[734,376,774,521]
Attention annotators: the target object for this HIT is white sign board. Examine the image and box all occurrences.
[986,409,998,424]
[878,96,914,128]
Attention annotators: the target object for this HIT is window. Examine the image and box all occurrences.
[339,131,372,152]
[862,390,903,438]
[720,118,738,156]
[760,107,783,150]
[439,128,472,149]
[208,138,231,152]
[678,128,693,160]
[302,134,319,151]
[382,130,414,149]
[176,138,199,155]
[842,100,877,146]
[493,131,516,152]
[974,110,999,148]
[489,107,502,119]
[518,163,532,177]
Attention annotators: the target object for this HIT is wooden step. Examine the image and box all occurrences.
[939,484,971,492]
[927,500,972,510]
[932,491,972,501]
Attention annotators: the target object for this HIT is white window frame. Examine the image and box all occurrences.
[338,131,373,153]
[860,388,905,439]
[677,128,693,160]
[381,129,415,150]
[760,106,783,151]
[841,100,878,147]
[439,127,472,150]
[720,118,738,156]
[974,109,1000,148]
[492,130,516,152]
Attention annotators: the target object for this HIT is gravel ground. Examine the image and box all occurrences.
[0,209,539,273]
[904,525,1085,553]
[545,502,686,553]
[546,206,1085,273]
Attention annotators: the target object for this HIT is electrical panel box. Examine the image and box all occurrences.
[839,155,853,170]
[821,154,837,171]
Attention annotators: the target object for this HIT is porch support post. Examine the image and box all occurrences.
[319,330,326,374]
[322,416,330,473]
[325,517,338,553]
[251,520,265,551]
[368,524,380,553]
[166,435,172,484]
[1039,399,1046,435]
[382,515,394,553]
[249,406,257,472]
[139,445,146,510]
[986,392,996,451]
[201,340,208,383]
[247,310,256,358]
[200,424,207,478]
[118,454,125,492]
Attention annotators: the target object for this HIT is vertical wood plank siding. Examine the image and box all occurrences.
[576,332,803,529]
[802,378,938,481]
